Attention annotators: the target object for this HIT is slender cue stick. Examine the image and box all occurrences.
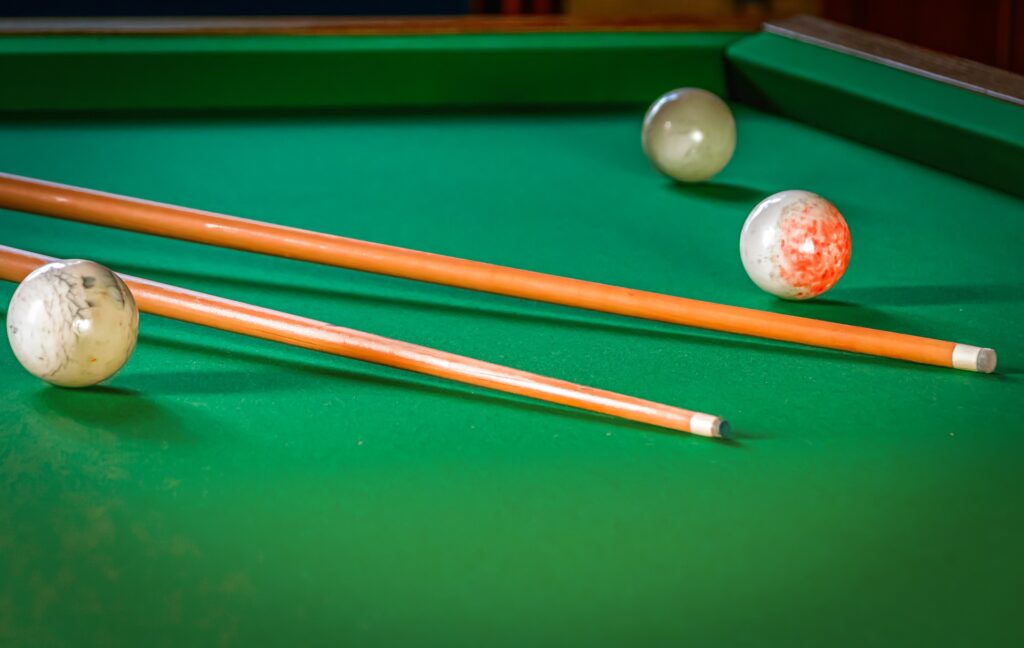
[0,172,996,373]
[0,245,728,438]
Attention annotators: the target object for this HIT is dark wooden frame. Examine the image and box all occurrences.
[766,15,1024,106]
[0,15,760,35]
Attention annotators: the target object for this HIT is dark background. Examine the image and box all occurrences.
[2,0,1021,73]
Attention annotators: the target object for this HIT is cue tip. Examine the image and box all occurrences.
[953,344,998,374]
[691,413,731,439]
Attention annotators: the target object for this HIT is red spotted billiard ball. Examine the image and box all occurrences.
[740,190,852,300]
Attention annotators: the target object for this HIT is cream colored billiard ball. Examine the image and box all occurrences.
[642,88,736,183]
[6,259,138,387]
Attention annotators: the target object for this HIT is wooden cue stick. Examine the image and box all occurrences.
[0,245,728,438]
[0,172,997,373]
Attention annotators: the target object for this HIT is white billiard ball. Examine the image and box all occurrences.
[6,259,139,387]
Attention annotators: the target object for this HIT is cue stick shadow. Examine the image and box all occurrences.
[139,331,742,446]
[827,283,1024,307]
[106,261,970,379]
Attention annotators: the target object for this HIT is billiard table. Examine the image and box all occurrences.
[1,14,1022,647]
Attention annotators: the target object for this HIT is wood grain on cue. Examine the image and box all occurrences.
[0,245,728,438]
[0,172,996,373]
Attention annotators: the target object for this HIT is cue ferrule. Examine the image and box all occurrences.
[952,344,998,373]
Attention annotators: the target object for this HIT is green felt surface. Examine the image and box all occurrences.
[0,32,740,112]
[727,33,1024,198]
[2,103,1023,647]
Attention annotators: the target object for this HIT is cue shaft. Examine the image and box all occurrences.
[0,245,727,438]
[0,172,996,373]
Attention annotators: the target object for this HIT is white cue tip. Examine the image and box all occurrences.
[691,413,731,439]
[952,344,998,373]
